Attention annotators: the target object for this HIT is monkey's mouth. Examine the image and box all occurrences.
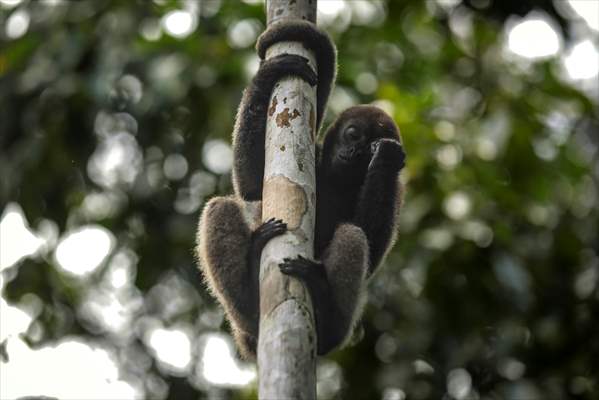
[338,153,352,162]
[338,149,358,163]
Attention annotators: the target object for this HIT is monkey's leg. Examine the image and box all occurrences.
[279,224,368,355]
[197,197,286,358]
[197,197,254,333]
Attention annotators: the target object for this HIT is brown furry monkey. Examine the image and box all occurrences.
[197,21,405,358]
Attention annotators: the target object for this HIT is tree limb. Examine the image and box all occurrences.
[257,1,318,399]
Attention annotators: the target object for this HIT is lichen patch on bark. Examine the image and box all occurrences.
[262,175,307,230]
[275,108,301,128]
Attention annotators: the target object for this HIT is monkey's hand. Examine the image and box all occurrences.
[279,255,326,283]
[251,218,287,251]
[248,218,287,272]
[257,54,317,88]
[369,138,406,172]
[247,218,287,280]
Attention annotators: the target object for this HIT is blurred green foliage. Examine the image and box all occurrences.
[1,0,598,399]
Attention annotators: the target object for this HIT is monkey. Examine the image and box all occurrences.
[196,20,405,358]
[197,20,336,358]
[279,105,405,354]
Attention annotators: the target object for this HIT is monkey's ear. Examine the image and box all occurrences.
[256,20,337,133]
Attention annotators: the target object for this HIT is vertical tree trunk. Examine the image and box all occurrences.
[257,1,318,399]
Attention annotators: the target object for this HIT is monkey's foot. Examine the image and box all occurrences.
[279,255,326,282]
[252,218,287,249]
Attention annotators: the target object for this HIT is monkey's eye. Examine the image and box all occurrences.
[345,126,359,141]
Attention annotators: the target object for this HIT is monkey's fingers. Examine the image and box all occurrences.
[253,219,287,247]
[262,219,287,233]
[370,139,382,155]
[397,147,406,170]
[369,138,406,171]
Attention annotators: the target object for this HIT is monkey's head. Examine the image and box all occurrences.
[321,105,400,182]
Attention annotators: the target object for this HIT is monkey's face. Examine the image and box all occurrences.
[332,122,370,169]
[322,105,400,182]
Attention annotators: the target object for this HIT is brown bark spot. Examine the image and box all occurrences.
[280,145,286,152]
[276,8,283,16]
[262,175,307,230]
[268,96,278,117]
[283,97,287,104]
[275,108,301,128]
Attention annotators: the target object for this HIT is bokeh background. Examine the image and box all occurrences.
[1,0,598,399]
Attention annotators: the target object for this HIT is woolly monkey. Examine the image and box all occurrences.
[197,21,405,357]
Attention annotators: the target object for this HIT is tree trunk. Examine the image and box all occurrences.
[257,1,318,399]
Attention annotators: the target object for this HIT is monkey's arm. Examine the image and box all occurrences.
[279,224,368,355]
[257,20,337,131]
[354,139,406,274]
[234,21,335,200]
[232,54,317,201]
[197,197,286,358]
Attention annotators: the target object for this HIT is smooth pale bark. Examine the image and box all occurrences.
[257,1,318,399]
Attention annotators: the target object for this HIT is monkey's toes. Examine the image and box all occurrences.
[278,257,316,279]
[279,259,306,277]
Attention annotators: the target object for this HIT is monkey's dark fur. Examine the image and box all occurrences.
[197,21,405,358]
